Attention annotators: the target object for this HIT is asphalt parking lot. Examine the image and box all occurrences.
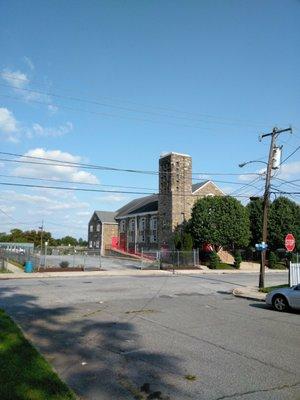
[0,272,299,400]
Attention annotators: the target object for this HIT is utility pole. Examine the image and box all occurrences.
[39,220,44,251]
[259,127,292,288]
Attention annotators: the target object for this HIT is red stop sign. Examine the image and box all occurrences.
[285,234,295,252]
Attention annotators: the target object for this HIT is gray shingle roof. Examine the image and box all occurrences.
[94,211,118,223]
[116,194,158,218]
[192,180,210,193]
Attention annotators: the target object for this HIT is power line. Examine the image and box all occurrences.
[0,174,156,191]
[0,151,262,177]
[0,207,16,221]
[0,181,253,198]
[0,173,264,191]
[0,93,228,132]
[280,144,300,165]
[1,72,278,128]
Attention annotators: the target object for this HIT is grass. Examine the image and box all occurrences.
[0,268,12,274]
[208,263,235,270]
[0,309,77,400]
[259,284,289,293]
[7,259,24,270]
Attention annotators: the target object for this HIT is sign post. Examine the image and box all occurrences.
[285,234,295,286]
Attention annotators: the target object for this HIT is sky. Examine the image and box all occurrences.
[0,0,299,239]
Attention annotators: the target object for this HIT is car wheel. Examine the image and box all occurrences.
[272,295,289,312]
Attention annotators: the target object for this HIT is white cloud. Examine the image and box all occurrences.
[76,211,90,216]
[1,66,52,104]
[1,69,29,89]
[48,104,58,114]
[23,57,35,71]
[0,107,20,142]
[0,107,73,143]
[13,148,99,184]
[278,161,300,179]
[97,194,129,203]
[27,122,73,138]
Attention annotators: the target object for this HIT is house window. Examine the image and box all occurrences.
[129,231,135,243]
[150,217,157,230]
[89,241,92,248]
[150,232,157,243]
[95,241,99,248]
[140,232,145,243]
[129,219,135,232]
[89,225,93,232]
[96,224,100,232]
[139,217,146,231]
[120,220,126,233]
[181,213,185,223]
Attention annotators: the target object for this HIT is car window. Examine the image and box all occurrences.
[294,284,300,291]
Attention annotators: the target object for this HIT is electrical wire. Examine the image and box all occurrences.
[1,72,279,128]
[0,181,253,198]
[0,151,263,177]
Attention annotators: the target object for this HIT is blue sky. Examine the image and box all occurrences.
[0,0,299,239]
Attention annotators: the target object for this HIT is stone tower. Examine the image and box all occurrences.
[158,152,193,248]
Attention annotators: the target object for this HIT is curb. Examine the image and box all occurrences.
[0,268,287,281]
[232,287,266,302]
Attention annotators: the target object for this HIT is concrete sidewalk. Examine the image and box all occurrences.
[0,265,285,280]
[232,286,266,302]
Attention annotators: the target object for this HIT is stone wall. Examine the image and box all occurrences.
[102,223,118,254]
[158,153,193,247]
[117,214,158,252]
[88,214,102,248]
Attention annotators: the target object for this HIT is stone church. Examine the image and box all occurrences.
[88,152,224,254]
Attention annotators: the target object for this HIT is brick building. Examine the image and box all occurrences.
[88,152,224,253]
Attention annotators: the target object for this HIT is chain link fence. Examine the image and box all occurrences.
[36,246,102,270]
[140,249,200,270]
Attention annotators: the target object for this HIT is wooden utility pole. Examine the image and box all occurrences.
[259,127,292,288]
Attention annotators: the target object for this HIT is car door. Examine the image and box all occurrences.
[288,284,300,309]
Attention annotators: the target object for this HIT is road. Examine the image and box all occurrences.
[0,271,299,400]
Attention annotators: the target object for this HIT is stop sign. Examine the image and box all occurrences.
[285,233,295,252]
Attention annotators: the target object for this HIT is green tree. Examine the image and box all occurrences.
[246,197,263,246]
[234,251,242,269]
[173,231,182,250]
[189,196,250,250]
[268,197,300,251]
[60,236,78,246]
[182,232,193,251]
[209,251,220,269]
[268,251,277,269]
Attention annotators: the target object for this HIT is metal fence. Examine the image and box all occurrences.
[2,246,102,271]
[140,249,200,270]
[290,263,300,286]
[37,246,102,270]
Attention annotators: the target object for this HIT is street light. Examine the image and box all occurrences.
[238,160,268,168]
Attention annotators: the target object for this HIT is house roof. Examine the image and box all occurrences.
[92,181,221,221]
[116,194,158,218]
[94,211,118,223]
[192,180,210,193]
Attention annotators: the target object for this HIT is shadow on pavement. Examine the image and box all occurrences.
[0,286,184,400]
[249,302,300,314]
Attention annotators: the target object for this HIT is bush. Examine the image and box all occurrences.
[182,232,193,251]
[59,261,69,268]
[209,251,220,269]
[234,252,242,269]
[268,251,277,269]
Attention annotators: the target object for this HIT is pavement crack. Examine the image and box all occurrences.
[214,381,300,399]
[139,316,298,377]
